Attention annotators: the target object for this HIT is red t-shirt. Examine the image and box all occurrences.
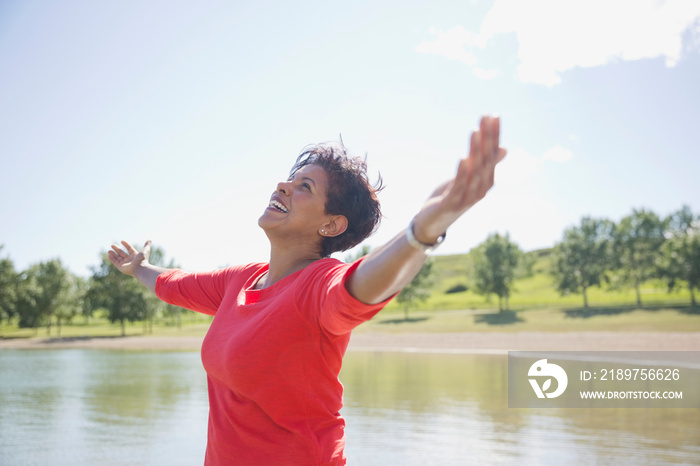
[156,258,392,465]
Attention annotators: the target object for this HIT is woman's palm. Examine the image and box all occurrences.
[108,240,151,276]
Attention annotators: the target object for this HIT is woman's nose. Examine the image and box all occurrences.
[277,181,291,195]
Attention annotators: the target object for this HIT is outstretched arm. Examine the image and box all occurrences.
[346,116,507,304]
[108,240,171,294]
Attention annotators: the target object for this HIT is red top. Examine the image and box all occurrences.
[156,258,392,465]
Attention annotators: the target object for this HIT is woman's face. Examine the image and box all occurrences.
[258,164,333,244]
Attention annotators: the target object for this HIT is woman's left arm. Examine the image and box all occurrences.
[346,116,507,305]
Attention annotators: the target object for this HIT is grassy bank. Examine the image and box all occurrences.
[0,318,213,340]
[358,306,700,333]
[2,305,699,340]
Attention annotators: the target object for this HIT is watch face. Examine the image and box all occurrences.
[406,221,446,253]
[426,233,446,253]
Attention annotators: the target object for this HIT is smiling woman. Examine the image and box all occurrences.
[261,143,383,259]
[107,116,507,466]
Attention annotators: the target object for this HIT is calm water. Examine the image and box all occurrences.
[1,349,698,465]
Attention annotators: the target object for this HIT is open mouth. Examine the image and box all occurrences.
[269,199,288,213]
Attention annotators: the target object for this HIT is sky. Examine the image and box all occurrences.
[2,0,700,277]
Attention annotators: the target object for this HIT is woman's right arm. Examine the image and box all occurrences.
[108,240,171,294]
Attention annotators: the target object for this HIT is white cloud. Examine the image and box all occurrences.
[496,145,573,186]
[416,0,700,86]
[414,25,481,65]
[472,66,501,80]
[689,17,700,51]
[542,146,573,164]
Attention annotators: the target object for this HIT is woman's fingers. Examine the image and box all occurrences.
[497,147,507,162]
[483,116,503,163]
[122,241,138,256]
[470,123,484,173]
[448,116,506,210]
[481,117,499,188]
[110,244,128,259]
[480,117,493,168]
[107,240,150,277]
[448,136,473,203]
[109,241,139,264]
[492,117,501,162]
[107,249,120,263]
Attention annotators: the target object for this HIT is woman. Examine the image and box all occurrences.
[109,116,507,465]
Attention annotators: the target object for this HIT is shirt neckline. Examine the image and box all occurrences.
[246,258,339,293]
[243,262,314,296]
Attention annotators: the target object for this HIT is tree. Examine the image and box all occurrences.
[552,217,615,308]
[148,245,180,331]
[15,259,73,334]
[472,232,521,311]
[15,269,40,331]
[0,246,18,329]
[36,260,74,335]
[658,205,700,306]
[612,209,667,308]
[88,253,151,336]
[395,259,435,320]
[343,244,372,263]
[53,275,86,336]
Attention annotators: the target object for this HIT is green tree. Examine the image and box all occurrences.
[344,244,372,263]
[81,274,95,324]
[15,259,73,334]
[472,232,521,311]
[0,246,18,329]
[37,259,72,335]
[88,253,150,336]
[53,275,86,336]
[612,209,667,307]
[148,245,180,331]
[552,217,615,308]
[395,259,435,320]
[658,205,700,306]
[15,268,42,331]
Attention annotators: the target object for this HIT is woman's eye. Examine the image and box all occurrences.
[302,183,311,190]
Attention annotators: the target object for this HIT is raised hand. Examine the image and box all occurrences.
[413,116,507,243]
[108,240,151,276]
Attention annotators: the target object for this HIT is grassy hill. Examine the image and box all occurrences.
[366,248,700,333]
[385,248,696,313]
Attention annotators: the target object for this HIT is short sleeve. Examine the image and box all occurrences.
[299,258,395,336]
[156,267,241,316]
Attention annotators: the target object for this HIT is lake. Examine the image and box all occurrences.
[1,349,698,465]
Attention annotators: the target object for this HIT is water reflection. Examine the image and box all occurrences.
[341,352,700,465]
[0,350,698,465]
[0,350,208,466]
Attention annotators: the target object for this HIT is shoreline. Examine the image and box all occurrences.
[2,331,699,352]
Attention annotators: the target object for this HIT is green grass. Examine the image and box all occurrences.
[4,305,699,340]
[370,248,700,333]
[383,248,696,313]
[0,316,213,340]
[3,306,699,339]
[357,306,700,333]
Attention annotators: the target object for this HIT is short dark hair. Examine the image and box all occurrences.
[290,142,383,258]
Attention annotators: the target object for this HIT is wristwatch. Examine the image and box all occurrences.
[405,220,446,254]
